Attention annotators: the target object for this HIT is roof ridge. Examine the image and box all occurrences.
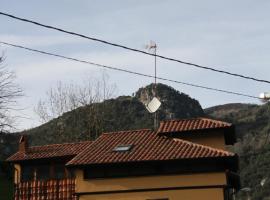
[7,140,93,162]
[160,117,231,125]
[102,128,152,135]
[67,140,97,165]
[171,137,234,156]
[198,117,232,125]
[29,140,92,149]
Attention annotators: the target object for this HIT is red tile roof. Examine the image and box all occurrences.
[157,118,232,134]
[67,129,235,166]
[7,141,93,162]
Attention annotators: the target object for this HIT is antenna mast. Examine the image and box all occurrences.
[145,41,158,129]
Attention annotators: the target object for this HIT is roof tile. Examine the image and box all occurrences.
[157,118,232,134]
[67,129,234,166]
[7,141,92,162]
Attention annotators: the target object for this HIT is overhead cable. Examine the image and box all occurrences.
[0,41,260,100]
[1,11,270,84]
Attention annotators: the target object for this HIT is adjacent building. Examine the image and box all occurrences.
[7,118,240,200]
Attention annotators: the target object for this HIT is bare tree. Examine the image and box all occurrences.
[0,56,23,132]
[35,71,116,123]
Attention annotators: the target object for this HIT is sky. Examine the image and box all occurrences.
[0,0,270,130]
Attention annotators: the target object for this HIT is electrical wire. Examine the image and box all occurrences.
[1,11,270,84]
[0,41,261,100]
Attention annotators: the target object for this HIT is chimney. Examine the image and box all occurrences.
[19,135,28,153]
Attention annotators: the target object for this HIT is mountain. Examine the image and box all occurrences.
[206,103,270,200]
[24,83,205,146]
[2,84,269,200]
[0,83,204,199]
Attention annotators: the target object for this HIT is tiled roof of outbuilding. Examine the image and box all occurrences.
[157,118,232,134]
[6,141,93,162]
[67,129,235,166]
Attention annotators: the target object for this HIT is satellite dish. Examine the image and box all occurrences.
[145,97,161,113]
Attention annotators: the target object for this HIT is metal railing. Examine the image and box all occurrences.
[14,178,77,200]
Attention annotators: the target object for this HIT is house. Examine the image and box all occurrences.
[7,138,92,200]
[7,117,240,200]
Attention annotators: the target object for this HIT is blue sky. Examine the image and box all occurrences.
[1,0,270,130]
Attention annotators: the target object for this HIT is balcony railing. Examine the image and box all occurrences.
[14,178,77,200]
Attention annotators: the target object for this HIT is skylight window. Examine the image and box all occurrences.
[113,145,133,152]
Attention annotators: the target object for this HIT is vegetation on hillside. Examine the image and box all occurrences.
[206,103,270,200]
[0,83,204,199]
[26,83,204,146]
[2,85,270,200]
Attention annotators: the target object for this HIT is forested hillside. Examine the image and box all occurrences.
[1,84,270,200]
[206,103,270,200]
[0,83,204,199]
[25,83,204,146]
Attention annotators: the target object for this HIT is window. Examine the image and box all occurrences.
[21,163,70,181]
[66,168,75,178]
[113,145,133,152]
[54,164,66,179]
[36,165,50,180]
[21,166,35,181]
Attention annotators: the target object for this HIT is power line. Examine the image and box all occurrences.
[0,41,261,100]
[1,11,270,85]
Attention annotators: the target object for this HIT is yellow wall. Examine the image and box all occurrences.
[75,170,227,200]
[14,164,228,200]
[79,188,224,200]
[180,131,225,150]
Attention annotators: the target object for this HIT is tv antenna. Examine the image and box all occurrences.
[145,40,158,91]
[144,41,161,129]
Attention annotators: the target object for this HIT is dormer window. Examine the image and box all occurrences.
[113,145,133,152]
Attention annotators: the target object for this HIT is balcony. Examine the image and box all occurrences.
[14,178,77,200]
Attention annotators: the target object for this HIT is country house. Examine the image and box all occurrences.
[7,118,240,200]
